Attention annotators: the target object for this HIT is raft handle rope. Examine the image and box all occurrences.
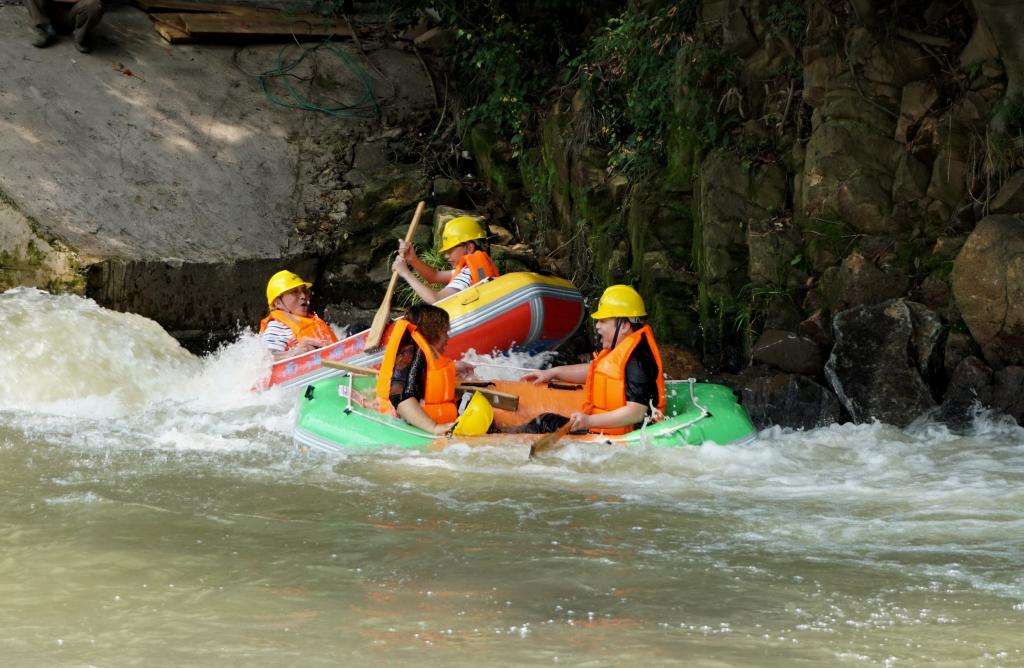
[638,379,710,444]
[339,373,355,414]
[686,378,712,418]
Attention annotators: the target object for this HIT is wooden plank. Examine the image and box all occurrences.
[152,19,192,43]
[133,0,352,27]
[151,13,188,31]
[460,386,519,412]
[170,12,353,39]
[132,0,272,15]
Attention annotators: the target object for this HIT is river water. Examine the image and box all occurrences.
[2,287,1022,665]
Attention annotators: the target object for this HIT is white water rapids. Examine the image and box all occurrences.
[1,287,1022,665]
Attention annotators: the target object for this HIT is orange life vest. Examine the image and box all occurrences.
[375,320,458,424]
[452,250,500,285]
[582,325,666,435]
[259,310,338,350]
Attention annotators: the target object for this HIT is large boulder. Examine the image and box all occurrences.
[971,2,1024,132]
[951,215,1024,366]
[936,356,993,429]
[825,299,937,426]
[991,171,1024,214]
[726,369,842,431]
[992,366,1024,424]
[818,250,910,309]
[751,329,823,376]
[906,300,945,381]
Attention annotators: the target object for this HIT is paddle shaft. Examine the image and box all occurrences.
[323,360,375,375]
[366,201,426,348]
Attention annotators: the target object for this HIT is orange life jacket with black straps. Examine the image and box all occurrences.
[375,320,458,424]
[452,250,500,285]
[259,310,338,350]
[582,325,666,435]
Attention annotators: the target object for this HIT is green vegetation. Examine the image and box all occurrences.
[763,0,807,42]
[395,245,449,308]
[570,4,741,180]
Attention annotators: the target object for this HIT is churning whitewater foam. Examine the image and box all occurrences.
[1,288,289,452]
[3,288,1024,604]
[0,289,558,454]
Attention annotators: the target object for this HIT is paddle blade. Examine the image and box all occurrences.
[365,302,392,349]
[528,421,573,458]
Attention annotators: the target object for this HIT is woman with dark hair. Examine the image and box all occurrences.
[375,304,458,435]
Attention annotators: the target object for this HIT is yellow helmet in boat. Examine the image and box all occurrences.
[590,284,646,320]
[453,391,494,436]
[439,216,488,252]
[266,270,312,306]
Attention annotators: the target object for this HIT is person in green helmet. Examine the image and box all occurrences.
[391,215,500,304]
[516,285,666,435]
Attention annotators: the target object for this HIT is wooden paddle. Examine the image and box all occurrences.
[365,200,427,349]
[322,360,519,411]
[323,360,375,375]
[528,421,574,458]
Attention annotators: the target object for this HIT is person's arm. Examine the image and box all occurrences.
[409,256,452,285]
[399,240,452,284]
[391,348,451,434]
[568,346,658,430]
[264,321,322,361]
[393,256,443,304]
[567,402,647,431]
[521,362,591,385]
[270,338,325,361]
[396,397,453,435]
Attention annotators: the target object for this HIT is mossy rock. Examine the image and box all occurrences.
[467,124,523,203]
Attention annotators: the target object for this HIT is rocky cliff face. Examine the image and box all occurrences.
[418,0,1024,429]
[5,1,1024,430]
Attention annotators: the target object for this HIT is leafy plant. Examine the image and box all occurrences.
[568,4,740,180]
[764,0,807,42]
[395,245,449,308]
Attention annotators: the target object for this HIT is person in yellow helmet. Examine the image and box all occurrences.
[515,285,666,435]
[391,215,500,304]
[259,270,338,361]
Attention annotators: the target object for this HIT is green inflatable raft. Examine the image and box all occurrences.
[293,372,757,454]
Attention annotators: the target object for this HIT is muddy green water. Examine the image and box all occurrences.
[2,288,1022,665]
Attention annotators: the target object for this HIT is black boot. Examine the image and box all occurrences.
[31,24,56,48]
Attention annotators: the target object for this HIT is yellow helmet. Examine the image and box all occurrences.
[590,284,647,320]
[439,216,488,252]
[266,270,312,306]
[452,391,494,436]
